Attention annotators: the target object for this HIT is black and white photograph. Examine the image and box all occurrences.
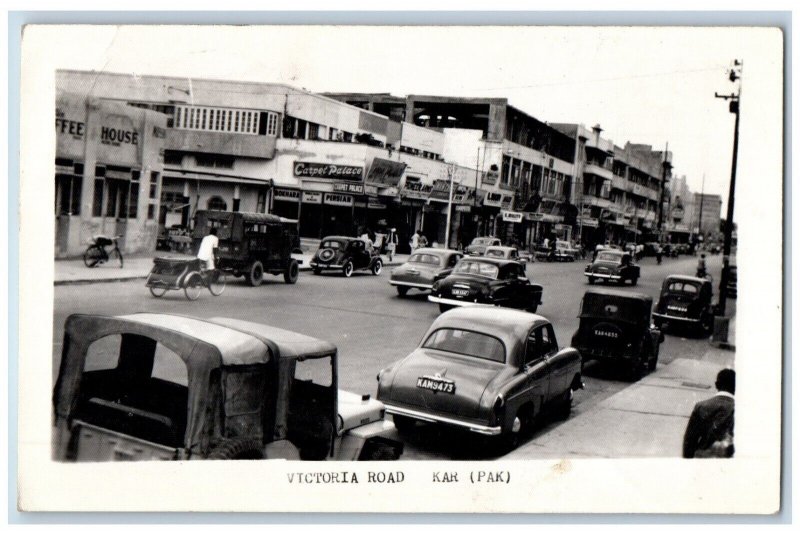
[16,20,784,514]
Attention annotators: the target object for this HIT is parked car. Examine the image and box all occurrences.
[377,307,583,450]
[585,249,640,285]
[192,210,301,286]
[553,240,579,262]
[464,237,502,256]
[53,313,403,462]
[652,275,714,334]
[484,245,525,264]
[428,257,543,313]
[571,288,664,380]
[310,236,383,277]
[389,248,463,297]
[726,264,738,298]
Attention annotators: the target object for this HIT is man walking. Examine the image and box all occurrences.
[683,368,735,458]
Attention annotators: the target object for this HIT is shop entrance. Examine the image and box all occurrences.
[300,202,323,239]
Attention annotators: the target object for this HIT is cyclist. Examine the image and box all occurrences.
[197,228,219,271]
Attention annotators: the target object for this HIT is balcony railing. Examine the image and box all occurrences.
[583,163,613,181]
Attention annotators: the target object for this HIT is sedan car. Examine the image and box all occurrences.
[464,237,502,256]
[377,307,584,450]
[553,240,579,262]
[585,250,640,285]
[652,275,714,334]
[310,236,382,277]
[484,246,524,263]
[389,248,463,296]
[428,257,543,313]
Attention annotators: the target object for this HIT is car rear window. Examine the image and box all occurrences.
[422,328,505,363]
[409,253,441,266]
[454,261,499,278]
[320,240,343,250]
[484,249,505,258]
[596,252,622,262]
[668,281,699,294]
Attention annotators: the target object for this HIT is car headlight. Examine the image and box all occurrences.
[431,280,441,292]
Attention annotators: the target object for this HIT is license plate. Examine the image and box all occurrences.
[452,288,470,297]
[417,377,456,394]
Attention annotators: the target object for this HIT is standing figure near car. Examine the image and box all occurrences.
[386,228,398,261]
[196,228,218,270]
[696,254,708,279]
[683,368,735,458]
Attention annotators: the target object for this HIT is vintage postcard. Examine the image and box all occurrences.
[17,23,783,513]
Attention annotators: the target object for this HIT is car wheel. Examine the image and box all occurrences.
[371,259,383,275]
[587,277,595,285]
[392,415,416,434]
[555,387,574,420]
[342,261,354,278]
[439,303,453,313]
[283,260,299,284]
[700,313,713,335]
[208,438,264,460]
[648,347,659,372]
[631,276,638,286]
[396,286,409,297]
[246,261,264,287]
[498,413,524,453]
[313,268,321,275]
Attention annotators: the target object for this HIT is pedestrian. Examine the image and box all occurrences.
[696,253,708,278]
[656,243,663,265]
[386,228,398,261]
[417,230,429,249]
[410,230,420,252]
[683,368,735,458]
[196,227,219,271]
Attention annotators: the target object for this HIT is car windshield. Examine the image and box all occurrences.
[471,238,492,246]
[596,252,622,263]
[408,253,441,266]
[320,240,343,250]
[484,249,506,258]
[453,261,499,278]
[422,328,505,363]
[667,281,699,294]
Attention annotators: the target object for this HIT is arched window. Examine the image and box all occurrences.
[207,196,227,211]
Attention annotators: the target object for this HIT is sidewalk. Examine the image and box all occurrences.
[504,336,736,459]
[55,252,411,285]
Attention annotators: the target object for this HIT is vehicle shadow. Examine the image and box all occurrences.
[580,360,630,381]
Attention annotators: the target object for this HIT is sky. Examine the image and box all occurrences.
[26,24,784,216]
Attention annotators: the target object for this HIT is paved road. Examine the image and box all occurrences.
[52,253,727,459]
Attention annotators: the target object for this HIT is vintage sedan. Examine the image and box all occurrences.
[310,236,383,277]
[484,246,524,263]
[377,307,584,450]
[585,250,640,285]
[553,240,579,262]
[428,257,543,313]
[652,275,715,334]
[464,237,502,256]
[389,248,463,297]
[571,288,663,381]
[53,313,403,462]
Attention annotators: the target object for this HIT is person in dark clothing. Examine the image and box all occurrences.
[683,368,735,458]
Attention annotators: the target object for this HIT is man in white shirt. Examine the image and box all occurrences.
[197,228,219,270]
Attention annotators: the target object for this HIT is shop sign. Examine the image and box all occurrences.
[483,191,513,208]
[334,182,365,195]
[400,176,433,200]
[368,201,387,210]
[502,210,524,223]
[482,165,500,186]
[555,224,571,231]
[274,188,300,202]
[366,158,406,187]
[324,192,354,207]
[455,204,473,213]
[294,161,363,181]
[302,191,323,204]
[527,213,544,222]
[364,185,379,196]
[581,218,599,228]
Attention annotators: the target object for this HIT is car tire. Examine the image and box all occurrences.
[396,286,409,297]
[587,277,595,285]
[631,276,638,286]
[313,268,321,275]
[208,438,264,460]
[392,415,416,434]
[342,261,354,278]
[700,313,713,335]
[648,347,659,372]
[555,387,574,420]
[283,260,299,284]
[498,413,525,453]
[439,303,453,313]
[371,259,383,275]
[246,261,264,287]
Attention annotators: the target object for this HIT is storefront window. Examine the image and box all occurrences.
[56,175,82,216]
[128,181,139,218]
[93,179,104,217]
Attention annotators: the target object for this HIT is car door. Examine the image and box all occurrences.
[506,263,527,309]
[541,324,573,396]
[491,265,515,306]
[349,240,366,269]
[523,326,552,414]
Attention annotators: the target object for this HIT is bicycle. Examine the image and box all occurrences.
[183,265,227,301]
[146,257,226,300]
[83,235,124,268]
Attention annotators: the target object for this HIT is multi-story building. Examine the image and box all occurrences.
[666,174,694,244]
[327,93,579,247]
[56,71,488,253]
[692,193,723,240]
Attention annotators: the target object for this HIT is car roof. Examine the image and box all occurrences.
[459,256,519,267]
[664,275,709,285]
[582,288,652,301]
[429,307,548,356]
[197,210,295,225]
[410,248,459,257]
[209,317,336,359]
[321,235,359,242]
[485,246,515,252]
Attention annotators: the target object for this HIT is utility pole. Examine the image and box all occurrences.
[657,142,671,243]
[697,172,705,243]
[445,163,455,249]
[715,59,742,317]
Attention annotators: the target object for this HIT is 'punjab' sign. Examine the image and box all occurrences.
[294,161,363,181]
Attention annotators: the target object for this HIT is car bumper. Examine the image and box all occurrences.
[652,312,700,324]
[383,404,501,436]
[310,262,345,269]
[389,280,433,289]
[428,295,486,307]
[585,271,622,281]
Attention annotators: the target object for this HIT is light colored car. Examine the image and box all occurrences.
[389,248,463,296]
[483,245,524,262]
[553,240,579,262]
[464,237,502,256]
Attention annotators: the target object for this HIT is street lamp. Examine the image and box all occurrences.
[444,163,456,249]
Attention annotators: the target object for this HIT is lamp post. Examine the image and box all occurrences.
[445,163,455,249]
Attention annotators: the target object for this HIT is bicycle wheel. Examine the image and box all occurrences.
[149,286,168,298]
[114,248,124,268]
[184,271,203,301]
[83,246,103,268]
[208,270,227,296]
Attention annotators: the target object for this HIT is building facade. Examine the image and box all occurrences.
[692,193,723,240]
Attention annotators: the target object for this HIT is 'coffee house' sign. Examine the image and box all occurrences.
[294,161,363,181]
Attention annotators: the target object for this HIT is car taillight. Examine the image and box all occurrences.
[493,394,505,424]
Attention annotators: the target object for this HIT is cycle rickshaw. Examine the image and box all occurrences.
[145,255,226,300]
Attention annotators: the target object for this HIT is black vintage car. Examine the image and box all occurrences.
[584,250,640,285]
[652,275,714,334]
[193,210,301,286]
[428,257,543,314]
[310,236,383,277]
[571,288,664,381]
